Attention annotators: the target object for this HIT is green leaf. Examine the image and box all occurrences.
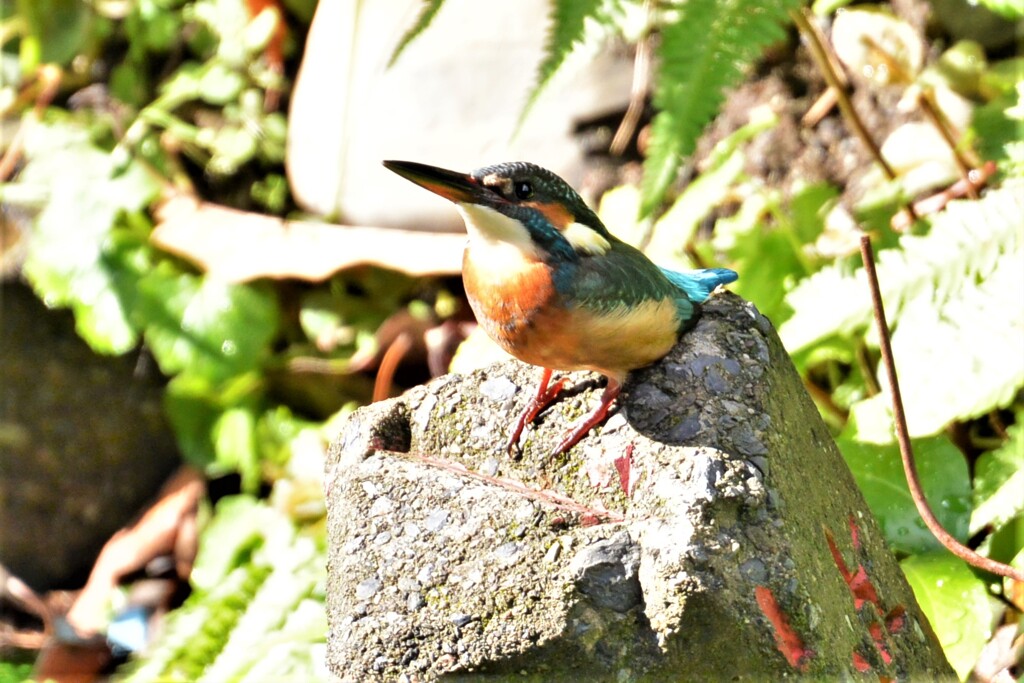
[16,0,92,67]
[191,495,295,592]
[17,122,160,354]
[136,265,279,382]
[198,62,246,105]
[837,435,972,555]
[781,181,1024,436]
[121,497,326,683]
[212,408,261,493]
[518,0,605,128]
[900,552,993,680]
[640,0,799,216]
[978,514,1024,567]
[164,371,264,470]
[971,0,1023,19]
[646,109,778,265]
[971,416,1024,534]
[388,0,447,67]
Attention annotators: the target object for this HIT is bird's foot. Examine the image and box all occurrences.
[505,368,568,456]
[548,380,621,459]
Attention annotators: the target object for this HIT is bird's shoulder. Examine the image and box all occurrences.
[556,236,696,324]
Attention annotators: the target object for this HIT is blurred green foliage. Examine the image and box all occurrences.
[1,0,1021,680]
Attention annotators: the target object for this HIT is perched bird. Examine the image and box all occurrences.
[383,160,737,457]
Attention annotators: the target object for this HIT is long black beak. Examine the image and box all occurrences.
[382,160,488,204]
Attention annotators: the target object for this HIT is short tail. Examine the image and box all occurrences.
[660,267,738,303]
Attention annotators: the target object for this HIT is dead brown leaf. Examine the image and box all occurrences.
[64,466,205,638]
[152,194,465,282]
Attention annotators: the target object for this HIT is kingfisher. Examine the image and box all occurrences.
[383,160,737,458]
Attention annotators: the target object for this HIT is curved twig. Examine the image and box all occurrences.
[859,235,1024,582]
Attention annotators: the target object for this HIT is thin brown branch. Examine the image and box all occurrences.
[890,161,997,231]
[856,34,981,194]
[859,235,1024,583]
[403,450,625,524]
[610,27,652,156]
[0,64,62,181]
[791,9,916,226]
[373,332,413,402]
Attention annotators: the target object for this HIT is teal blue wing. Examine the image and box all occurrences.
[659,267,738,304]
[556,241,699,326]
[556,236,738,330]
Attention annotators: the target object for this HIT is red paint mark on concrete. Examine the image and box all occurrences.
[754,586,812,671]
[827,517,912,677]
[848,564,882,611]
[885,605,907,634]
[614,444,634,498]
[825,524,880,610]
[852,650,873,673]
[848,515,863,551]
[869,621,893,665]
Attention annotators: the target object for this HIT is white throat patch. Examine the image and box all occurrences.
[456,203,542,266]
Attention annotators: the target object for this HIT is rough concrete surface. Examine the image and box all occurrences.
[325,292,954,681]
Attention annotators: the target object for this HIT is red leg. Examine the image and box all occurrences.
[505,367,568,454]
[550,379,621,458]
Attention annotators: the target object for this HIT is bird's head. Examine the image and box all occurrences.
[383,160,612,263]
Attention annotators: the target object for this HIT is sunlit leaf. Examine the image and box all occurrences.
[646,110,777,265]
[213,407,261,493]
[782,181,1024,436]
[971,0,1024,20]
[900,552,993,680]
[837,435,971,555]
[971,417,1024,535]
[17,122,160,354]
[123,496,326,683]
[151,195,464,281]
[136,263,279,381]
[831,8,923,85]
[164,372,263,469]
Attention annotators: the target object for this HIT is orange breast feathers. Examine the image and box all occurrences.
[462,248,681,381]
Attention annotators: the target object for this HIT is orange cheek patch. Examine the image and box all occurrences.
[526,201,574,230]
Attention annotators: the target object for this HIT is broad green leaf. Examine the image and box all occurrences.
[838,435,971,555]
[900,552,993,680]
[782,181,1024,436]
[198,62,246,105]
[16,0,91,67]
[191,495,295,592]
[978,514,1024,567]
[971,418,1024,534]
[17,122,160,354]
[164,371,263,470]
[971,0,1023,19]
[137,264,278,382]
[213,407,261,493]
[646,110,777,265]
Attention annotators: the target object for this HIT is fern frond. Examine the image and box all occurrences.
[781,181,1024,435]
[388,0,447,68]
[640,0,799,217]
[518,0,606,128]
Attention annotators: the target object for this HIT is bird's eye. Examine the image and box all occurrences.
[513,180,534,200]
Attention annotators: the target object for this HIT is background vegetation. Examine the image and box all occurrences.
[0,0,1020,679]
